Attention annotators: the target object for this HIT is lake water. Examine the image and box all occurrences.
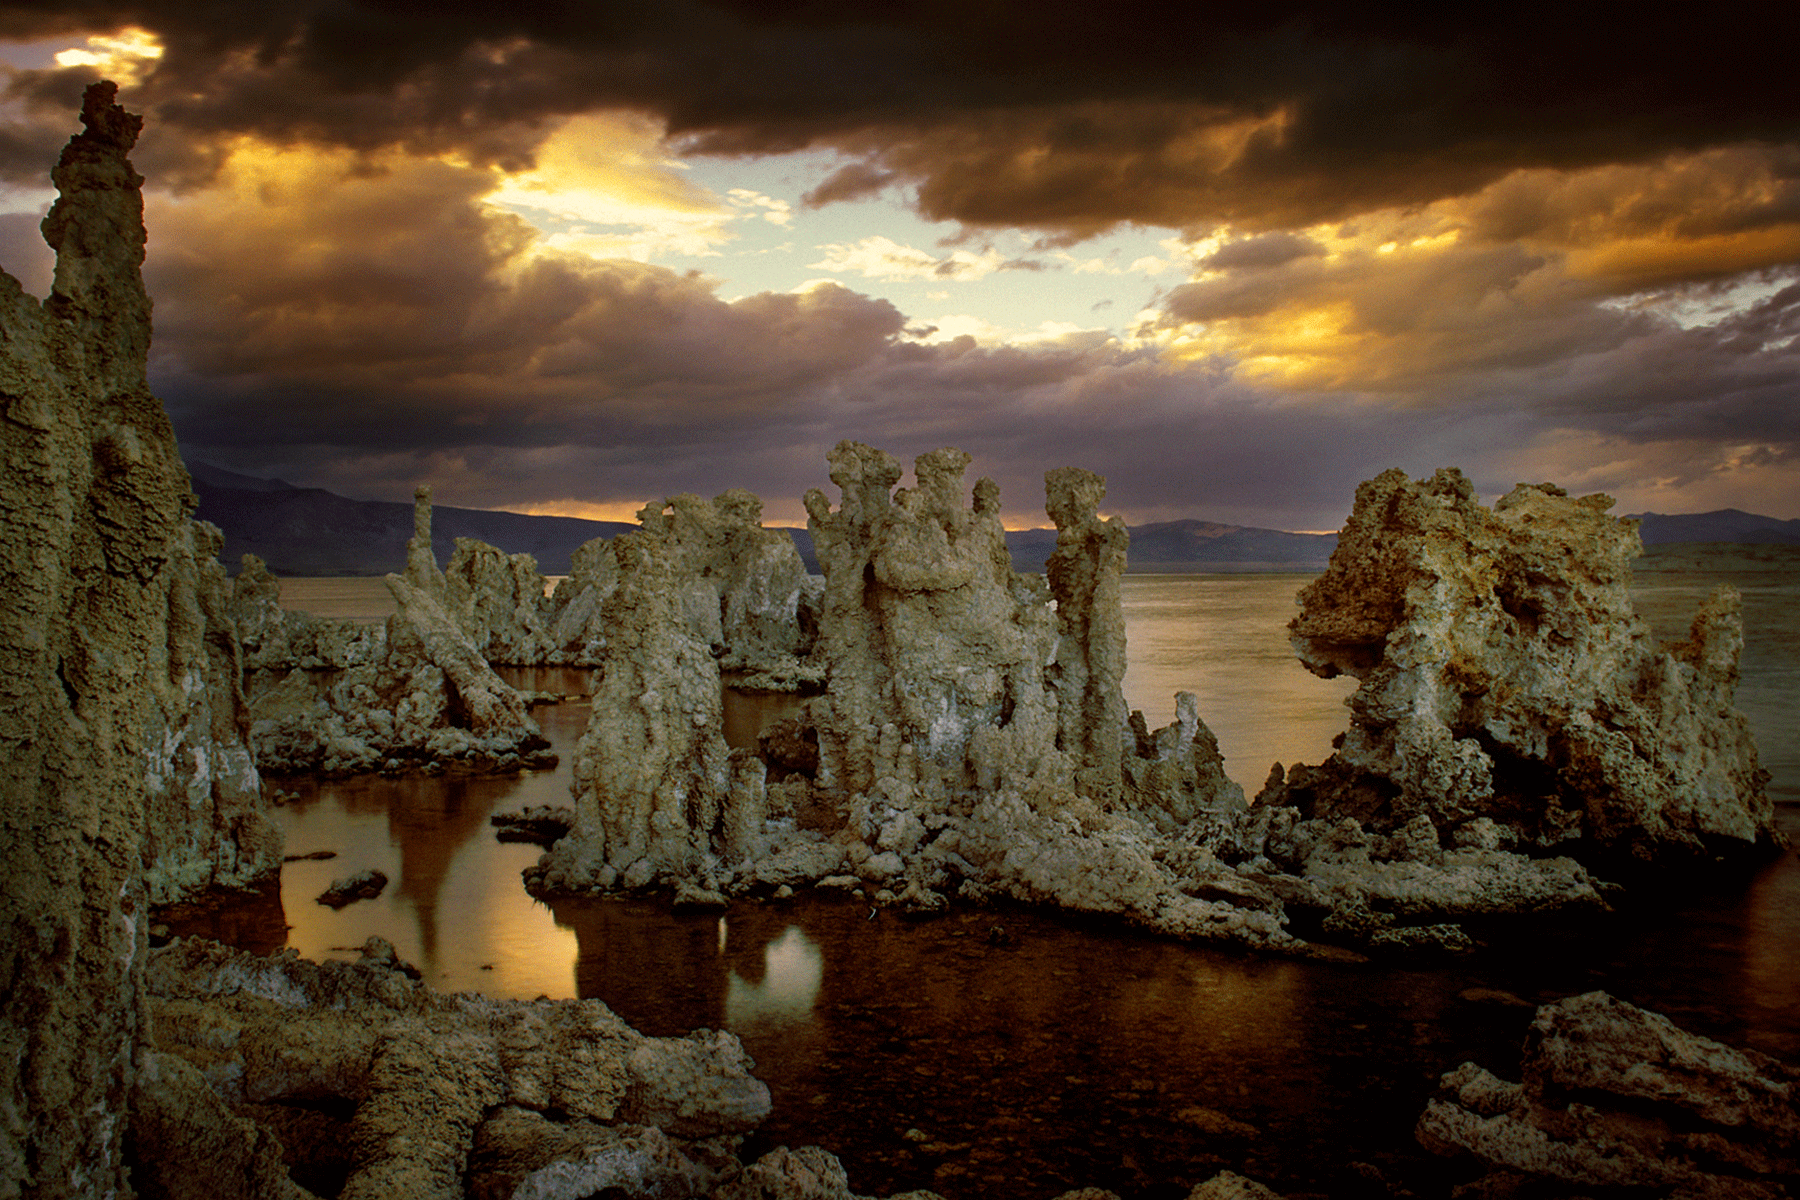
[176,567,1800,1198]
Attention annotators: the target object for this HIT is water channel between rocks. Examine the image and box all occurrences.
[173,569,1800,1199]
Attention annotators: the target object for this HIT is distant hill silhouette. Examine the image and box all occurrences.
[188,461,637,576]
[189,463,1793,577]
[1628,508,1800,546]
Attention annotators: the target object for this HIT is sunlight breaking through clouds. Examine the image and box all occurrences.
[809,235,1010,282]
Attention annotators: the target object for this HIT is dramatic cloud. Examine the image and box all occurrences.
[1,2,1797,528]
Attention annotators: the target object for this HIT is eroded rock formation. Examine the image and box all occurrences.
[1418,991,1799,1196]
[230,553,385,671]
[235,493,555,776]
[532,525,769,893]
[1265,468,1777,870]
[602,490,819,686]
[249,572,555,775]
[545,534,621,665]
[0,82,280,1196]
[137,937,775,1199]
[535,442,1287,950]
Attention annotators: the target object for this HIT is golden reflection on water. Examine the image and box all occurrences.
[724,922,826,1025]
[270,699,589,997]
[1119,574,1356,789]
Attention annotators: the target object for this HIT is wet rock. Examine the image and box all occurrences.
[491,804,576,846]
[1417,991,1800,1195]
[318,869,388,908]
[1278,467,1777,870]
[1186,1173,1288,1200]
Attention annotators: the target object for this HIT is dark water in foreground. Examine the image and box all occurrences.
[172,569,1800,1198]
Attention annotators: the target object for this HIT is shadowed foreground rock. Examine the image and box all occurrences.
[0,82,281,1195]
[142,937,1289,1200]
[1418,991,1799,1197]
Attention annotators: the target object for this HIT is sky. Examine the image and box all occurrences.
[1,3,1797,531]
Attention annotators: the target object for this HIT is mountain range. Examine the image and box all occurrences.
[186,462,1792,578]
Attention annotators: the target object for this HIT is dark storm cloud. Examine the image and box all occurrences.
[6,1,1800,233]
[1201,232,1325,272]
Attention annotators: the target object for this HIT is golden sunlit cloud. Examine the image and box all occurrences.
[51,27,163,84]
[1153,147,1800,394]
[483,112,737,261]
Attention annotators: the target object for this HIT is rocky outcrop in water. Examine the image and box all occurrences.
[641,490,818,681]
[235,497,556,777]
[443,533,558,666]
[230,553,385,670]
[534,443,1294,951]
[544,534,621,665]
[1417,990,1799,1197]
[248,572,555,775]
[531,524,773,893]
[1265,467,1777,871]
[0,83,282,1196]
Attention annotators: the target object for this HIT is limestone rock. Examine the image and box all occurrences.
[145,938,774,1196]
[0,83,279,1194]
[804,443,1063,799]
[317,869,388,908]
[248,572,554,775]
[640,489,813,674]
[467,1107,716,1200]
[1046,466,1131,800]
[541,527,738,887]
[230,553,385,671]
[443,536,557,665]
[141,519,285,904]
[545,535,620,666]
[712,1145,855,1200]
[1417,991,1799,1195]
[1186,1172,1287,1200]
[1277,467,1776,869]
[128,1051,316,1200]
[491,804,575,846]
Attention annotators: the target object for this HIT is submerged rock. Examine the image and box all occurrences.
[317,869,388,908]
[1271,467,1778,871]
[1417,990,1799,1196]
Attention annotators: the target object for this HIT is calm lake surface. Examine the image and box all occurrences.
[181,567,1800,1198]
